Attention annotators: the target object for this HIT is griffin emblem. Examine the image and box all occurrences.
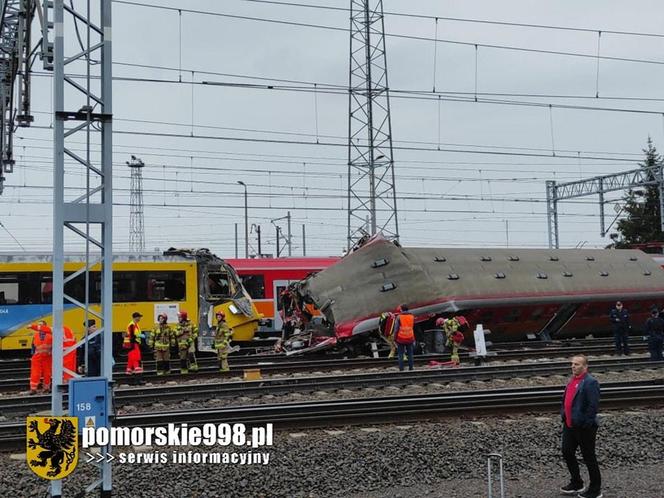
[26,416,78,479]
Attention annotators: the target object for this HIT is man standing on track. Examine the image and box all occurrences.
[559,354,602,498]
[213,311,233,373]
[149,313,175,375]
[124,312,145,384]
[175,311,199,373]
[28,320,52,395]
[609,301,630,355]
[394,304,415,371]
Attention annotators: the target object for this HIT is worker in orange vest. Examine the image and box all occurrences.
[394,304,416,371]
[124,312,145,384]
[28,321,52,395]
[62,325,77,382]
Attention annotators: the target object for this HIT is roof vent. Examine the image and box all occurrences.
[644,270,652,276]
[549,256,559,262]
[599,271,609,277]
[586,256,595,261]
[629,256,638,261]
[434,256,447,262]
[371,258,389,268]
[481,256,492,262]
[536,272,548,279]
[380,282,397,292]
[562,271,573,277]
[508,256,520,262]
[495,272,506,279]
[447,273,460,280]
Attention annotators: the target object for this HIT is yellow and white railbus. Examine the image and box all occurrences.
[0,248,261,352]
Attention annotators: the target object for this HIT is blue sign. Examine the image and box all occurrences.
[68,377,110,433]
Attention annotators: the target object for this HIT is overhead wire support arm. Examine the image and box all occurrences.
[546,165,664,248]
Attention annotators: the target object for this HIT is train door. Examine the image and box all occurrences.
[273,279,295,331]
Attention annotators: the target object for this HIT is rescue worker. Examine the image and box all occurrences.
[213,311,234,372]
[394,305,415,371]
[609,301,630,355]
[644,306,664,361]
[434,317,448,354]
[124,312,145,383]
[62,325,77,382]
[28,321,52,395]
[174,311,199,373]
[443,316,466,365]
[149,313,175,375]
[379,312,397,359]
[77,319,101,377]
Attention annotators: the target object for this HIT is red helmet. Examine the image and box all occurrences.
[178,311,188,321]
[456,316,469,328]
[157,313,168,322]
[215,311,226,320]
[435,317,446,327]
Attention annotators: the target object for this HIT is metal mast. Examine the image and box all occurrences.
[128,155,145,252]
[347,0,399,249]
[44,0,113,496]
[0,0,35,194]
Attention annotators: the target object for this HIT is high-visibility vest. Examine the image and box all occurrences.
[124,321,141,348]
[396,314,415,343]
[32,328,52,355]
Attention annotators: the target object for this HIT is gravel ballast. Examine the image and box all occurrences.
[3,407,663,497]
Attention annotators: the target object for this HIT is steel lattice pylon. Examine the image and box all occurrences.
[128,155,145,252]
[347,0,399,249]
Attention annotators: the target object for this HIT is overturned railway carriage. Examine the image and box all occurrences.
[294,237,664,344]
[0,249,261,352]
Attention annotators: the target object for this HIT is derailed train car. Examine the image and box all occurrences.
[282,236,664,354]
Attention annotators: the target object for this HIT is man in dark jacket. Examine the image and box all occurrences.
[77,319,101,377]
[608,301,630,355]
[559,354,602,498]
[644,306,664,361]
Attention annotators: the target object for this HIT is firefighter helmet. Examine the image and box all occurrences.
[435,317,445,327]
[178,311,188,321]
[157,313,168,322]
[456,316,469,328]
[215,311,226,320]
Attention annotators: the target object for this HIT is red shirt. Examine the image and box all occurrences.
[564,372,586,428]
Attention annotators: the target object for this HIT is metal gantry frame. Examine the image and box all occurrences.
[45,0,113,496]
[347,0,399,249]
[546,166,664,248]
[0,0,34,194]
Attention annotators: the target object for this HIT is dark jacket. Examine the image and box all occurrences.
[609,307,630,332]
[645,316,664,339]
[560,373,600,428]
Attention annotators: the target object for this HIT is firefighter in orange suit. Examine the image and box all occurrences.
[29,321,52,394]
[62,325,77,382]
[124,312,145,383]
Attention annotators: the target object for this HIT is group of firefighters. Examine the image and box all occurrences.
[27,309,235,393]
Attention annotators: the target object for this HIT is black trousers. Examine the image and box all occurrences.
[562,425,601,493]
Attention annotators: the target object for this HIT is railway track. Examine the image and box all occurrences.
[1,356,661,417]
[1,379,662,450]
[0,342,651,393]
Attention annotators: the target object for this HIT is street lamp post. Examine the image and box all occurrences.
[237,181,248,258]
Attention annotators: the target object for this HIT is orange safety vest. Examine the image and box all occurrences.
[124,321,141,348]
[396,314,415,343]
[32,328,53,355]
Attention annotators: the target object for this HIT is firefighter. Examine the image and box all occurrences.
[443,316,467,365]
[63,325,77,382]
[394,305,416,371]
[174,311,198,373]
[434,317,447,354]
[28,321,52,395]
[379,312,397,359]
[149,313,175,375]
[213,311,234,372]
[124,312,145,383]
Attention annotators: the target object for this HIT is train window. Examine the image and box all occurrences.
[380,282,397,292]
[371,258,389,268]
[536,272,548,279]
[447,273,460,280]
[508,256,520,261]
[481,256,492,262]
[207,272,232,298]
[113,272,142,303]
[146,272,186,302]
[434,256,447,262]
[40,275,53,304]
[495,272,506,279]
[241,274,266,299]
[0,274,19,304]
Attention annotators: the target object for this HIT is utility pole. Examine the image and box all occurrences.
[302,224,306,256]
[271,212,292,257]
[128,155,145,252]
[237,181,248,258]
[347,0,399,249]
[251,223,262,257]
[287,210,292,256]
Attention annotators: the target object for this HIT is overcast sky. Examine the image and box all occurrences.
[2,0,664,256]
